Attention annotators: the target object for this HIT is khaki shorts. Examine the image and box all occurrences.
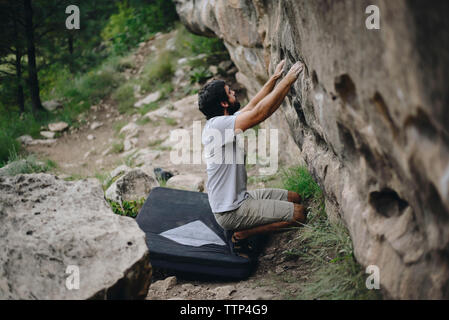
[214,188,294,231]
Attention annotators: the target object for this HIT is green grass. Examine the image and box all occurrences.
[136,117,151,126]
[113,120,128,136]
[173,22,228,58]
[107,198,146,218]
[111,141,125,154]
[62,173,86,181]
[137,101,160,116]
[112,82,136,114]
[0,147,57,176]
[141,50,175,93]
[148,139,164,147]
[281,166,323,202]
[280,166,382,300]
[164,117,177,126]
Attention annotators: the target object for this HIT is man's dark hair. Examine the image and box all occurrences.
[198,79,228,120]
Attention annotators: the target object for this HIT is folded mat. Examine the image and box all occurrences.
[136,187,263,279]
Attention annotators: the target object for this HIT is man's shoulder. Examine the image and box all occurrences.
[206,115,236,129]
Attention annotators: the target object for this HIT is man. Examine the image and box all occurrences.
[199,60,306,251]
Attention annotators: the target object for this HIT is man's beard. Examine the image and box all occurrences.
[228,100,241,115]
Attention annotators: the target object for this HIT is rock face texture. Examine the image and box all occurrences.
[174,0,449,299]
[105,168,159,203]
[0,174,152,299]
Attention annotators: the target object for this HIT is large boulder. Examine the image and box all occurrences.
[0,173,152,299]
[174,0,449,299]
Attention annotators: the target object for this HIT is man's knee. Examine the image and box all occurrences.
[288,191,302,204]
[292,203,306,223]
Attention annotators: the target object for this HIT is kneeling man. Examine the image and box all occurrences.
[199,60,306,250]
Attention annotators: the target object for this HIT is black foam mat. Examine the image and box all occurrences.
[136,187,256,279]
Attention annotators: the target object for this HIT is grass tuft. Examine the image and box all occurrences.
[0,147,57,176]
[280,166,382,300]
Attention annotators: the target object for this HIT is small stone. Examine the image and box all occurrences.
[90,121,103,130]
[212,285,236,299]
[166,174,204,192]
[209,65,218,75]
[218,60,233,71]
[87,134,95,141]
[134,91,161,108]
[150,276,177,292]
[42,100,63,112]
[227,66,238,75]
[17,135,33,145]
[119,123,141,139]
[48,121,68,132]
[40,131,56,139]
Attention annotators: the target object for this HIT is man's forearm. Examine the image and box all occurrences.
[253,77,294,121]
[246,75,279,111]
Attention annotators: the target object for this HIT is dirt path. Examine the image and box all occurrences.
[25,30,313,300]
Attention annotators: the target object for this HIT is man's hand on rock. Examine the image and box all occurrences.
[272,59,286,80]
[285,61,304,84]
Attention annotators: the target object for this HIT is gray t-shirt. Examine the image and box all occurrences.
[202,112,248,213]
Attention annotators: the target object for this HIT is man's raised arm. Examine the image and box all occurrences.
[238,59,286,113]
[235,61,303,133]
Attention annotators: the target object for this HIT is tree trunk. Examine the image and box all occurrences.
[23,0,44,116]
[68,32,74,73]
[15,50,25,114]
[68,33,73,55]
[13,13,25,114]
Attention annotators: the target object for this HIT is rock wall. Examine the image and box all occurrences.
[174,0,449,299]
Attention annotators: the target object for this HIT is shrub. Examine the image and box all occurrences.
[112,82,135,114]
[141,50,175,92]
[101,0,178,55]
[281,166,323,202]
[189,66,213,84]
[0,148,56,176]
[173,22,227,58]
[107,198,146,218]
[281,166,382,300]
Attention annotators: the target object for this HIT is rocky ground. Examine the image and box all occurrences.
[17,29,314,300]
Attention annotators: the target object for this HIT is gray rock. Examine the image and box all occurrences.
[119,123,141,139]
[209,65,218,75]
[17,135,33,145]
[212,285,236,300]
[40,131,56,139]
[28,139,57,146]
[218,60,233,71]
[166,174,204,192]
[48,122,68,132]
[134,91,161,108]
[131,148,162,167]
[105,168,159,203]
[150,276,177,292]
[90,121,103,130]
[0,173,152,299]
[109,165,131,180]
[42,100,63,112]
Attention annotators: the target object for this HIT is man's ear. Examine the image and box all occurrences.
[220,101,229,108]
